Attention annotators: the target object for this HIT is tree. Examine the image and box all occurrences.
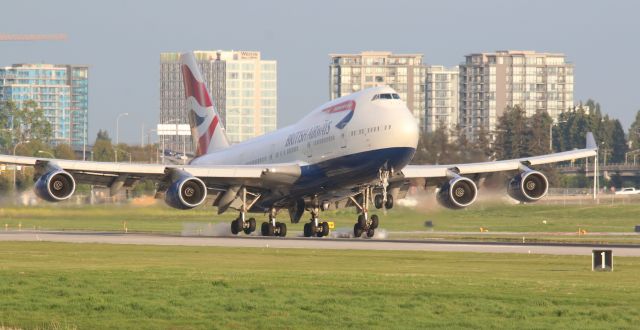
[628,110,640,150]
[13,100,52,144]
[0,100,18,153]
[93,138,114,161]
[54,144,76,160]
[96,129,111,142]
[93,131,114,161]
[494,105,528,159]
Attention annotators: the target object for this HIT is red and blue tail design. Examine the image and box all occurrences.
[180,52,229,157]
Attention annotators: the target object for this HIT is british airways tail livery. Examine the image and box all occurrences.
[181,53,229,155]
[0,52,598,239]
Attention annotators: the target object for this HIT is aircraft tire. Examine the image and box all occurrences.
[321,222,330,237]
[248,218,256,232]
[231,219,240,235]
[371,214,379,229]
[277,222,287,237]
[374,194,384,209]
[357,214,367,228]
[303,223,312,237]
[385,195,394,209]
[353,223,364,238]
[366,228,375,238]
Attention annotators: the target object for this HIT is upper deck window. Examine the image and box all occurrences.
[372,93,400,101]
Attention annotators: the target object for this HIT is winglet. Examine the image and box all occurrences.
[586,132,597,150]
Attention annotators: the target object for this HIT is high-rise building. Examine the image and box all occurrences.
[459,50,574,140]
[329,51,427,129]
[0,63,89,147]
[425,65,459,136]
[160,50,277,150]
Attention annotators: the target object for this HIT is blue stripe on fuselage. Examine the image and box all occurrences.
[292,147,415,194]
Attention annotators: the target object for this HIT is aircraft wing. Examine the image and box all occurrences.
[0,155,302,190]
[400,132,598,179]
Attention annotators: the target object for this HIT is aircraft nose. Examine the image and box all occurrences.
[397,106,419,149]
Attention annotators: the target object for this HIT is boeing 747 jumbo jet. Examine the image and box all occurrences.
[0,52,598,238]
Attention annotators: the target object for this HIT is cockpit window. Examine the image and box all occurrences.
[372,93,400,101]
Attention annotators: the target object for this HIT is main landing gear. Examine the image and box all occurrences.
[350,186,380,238]
[261,208,287,237]
[303,206,330,237]
[229,187,261,236]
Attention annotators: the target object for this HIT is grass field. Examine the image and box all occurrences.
[0,242,638,329]
[1,201,640,238]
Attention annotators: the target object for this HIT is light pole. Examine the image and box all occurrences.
[115,112,129,162]
[37,150,55,158]
[12,140,29,192]
[549,120,567,152]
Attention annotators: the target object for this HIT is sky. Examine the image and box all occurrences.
[1,0,639,144]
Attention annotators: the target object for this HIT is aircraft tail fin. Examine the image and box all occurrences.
[180,52,229,156]
[586,132,597,150]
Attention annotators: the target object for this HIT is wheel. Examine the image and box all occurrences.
[231,219,240,235]
[374,194,384,209]
[261,222,270,236]
[309,223,318,236]
[357,214,367,228]
[248,218,256,232]
[321,222,330,237]
[353,223,364,238]
[277,222,287,237]
[264,223,275,236]
[366,228,375,238]
[303,223,312,237]
[385,195,394,209]
[371,214,379,229]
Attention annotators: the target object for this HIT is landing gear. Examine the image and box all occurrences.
[261,208,287,237]
[350,186,380,238]
[373,169,394,209]
[303,207,330,237]
[229,187,261,235]
[231,217,256,235]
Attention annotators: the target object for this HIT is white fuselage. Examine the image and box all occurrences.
[191,86,419,171]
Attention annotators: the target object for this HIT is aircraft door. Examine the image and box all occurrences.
[304,141,312,158]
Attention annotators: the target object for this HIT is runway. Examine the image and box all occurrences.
[1,230,640,256]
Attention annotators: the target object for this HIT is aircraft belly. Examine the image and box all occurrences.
[293,146,414,193]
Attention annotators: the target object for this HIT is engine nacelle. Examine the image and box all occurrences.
[507,170,548,202]
[34,169,76,202]
[436,176,478,209]
[165,176,208,209]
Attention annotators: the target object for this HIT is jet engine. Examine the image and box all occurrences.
[34,169,76,202]
[436,176,477,209]
[165,175,208,209]
[507,169,548,202]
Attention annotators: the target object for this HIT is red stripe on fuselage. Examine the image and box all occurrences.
[322,100,356,114]
[181,64,213,108]
[196,116,219,156]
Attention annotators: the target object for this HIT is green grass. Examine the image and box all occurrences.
[1,202,640,235]
[0,242,638,329]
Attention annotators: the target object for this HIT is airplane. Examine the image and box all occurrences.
[0,52,598,238]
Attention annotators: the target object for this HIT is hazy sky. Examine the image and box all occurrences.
[2,0,639,143]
